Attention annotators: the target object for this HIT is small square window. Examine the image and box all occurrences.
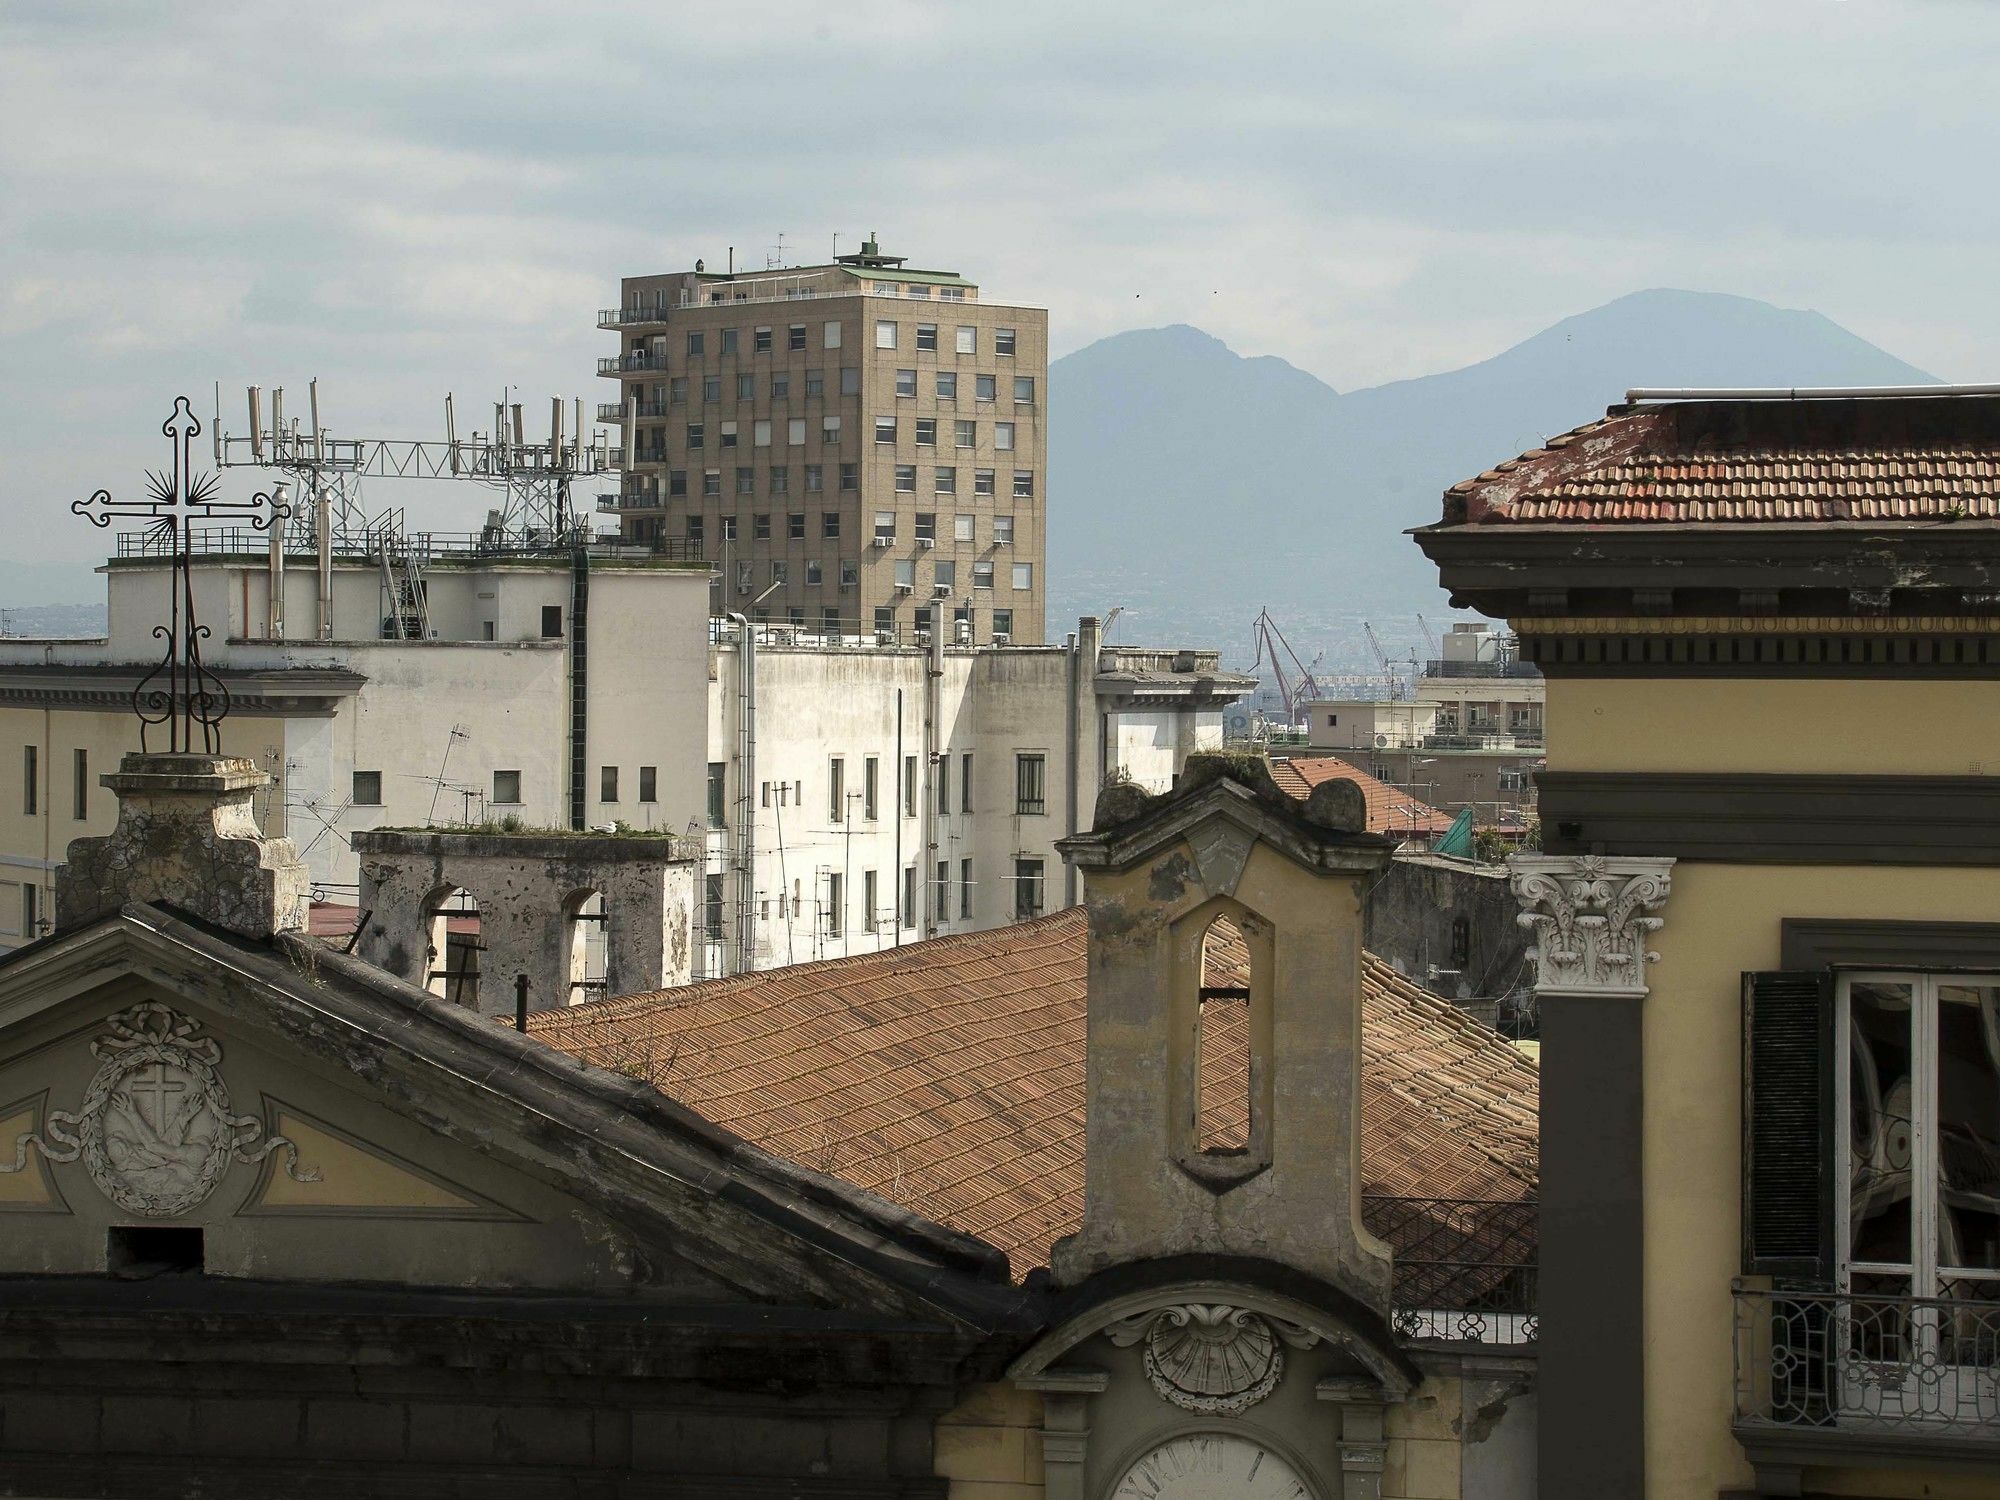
[805,463,824,492]
[824,321,843,349]
[1013,469,1034,498]
[995,422,1015,451]
[840,463,858,491]
[541,604,563,638]
[936,371,958,400]
[822,512,840,539]
[894,558,916,588]
[494,769,522,804]
[720,328,739,355]
[840,367,860,396]
[734,468,753,497]
[994,514,1015,544]
[874,511,897,540]
[956,325,976,354]
[769,465,789,494]
[703,376,721,403]
[686,331,706,357]
[352,770,382,806]
[686,423,705,450]
[788,417,806,446]
[703,470,722,498]
[754,513,772,540]
[722,515,739,541]
[975,374,997,402]
[805,559,823,586]
[955,419,976,449]
[973,561,994,589]
[805,369,824,397]
[896,369,917,398]
[1012,562,1034,591]
[916,324,938,352]
[841,559,858,587]
[737,373,755,401]
[789,512,806,540]
[954,513,975,543]
[1014,376,1035,404]
[896,465,917,492]
[874,320,898,349]
[600,765,619,802]
[934,559,956,589]
[669,469,688,497]
[874,416,897,444]
[936,467,957,495]
[639,766,658,802]
[720,420,739,449]
[754,326,772,353]
[752,418,771,447]
[974,468,995,496]
[823,415,843,444]
[915,512,937,541]
[789,324,807,351]
[995,327,1017,356]
[915,417,937,446]
[993,608,1014,638]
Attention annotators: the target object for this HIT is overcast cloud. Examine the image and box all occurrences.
[3,0,1996,575]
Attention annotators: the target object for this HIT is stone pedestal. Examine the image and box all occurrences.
[57,753,309,939]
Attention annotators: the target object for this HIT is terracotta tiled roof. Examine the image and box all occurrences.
[1268,756,1457,838]
[1445,396,2000,526]
[528,909,1537,1280]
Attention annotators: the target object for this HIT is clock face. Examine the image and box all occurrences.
[1111,1433,1313,1500]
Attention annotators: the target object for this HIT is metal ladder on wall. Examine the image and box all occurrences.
[376,536,431,639]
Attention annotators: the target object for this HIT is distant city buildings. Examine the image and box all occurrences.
[599,238,1049,646]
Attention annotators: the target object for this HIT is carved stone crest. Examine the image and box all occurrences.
[1105,1303,1321,1414]
[0,1002,314,1216]
[1509,854,1674,998]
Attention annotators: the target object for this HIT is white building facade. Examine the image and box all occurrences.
[0,548,1247,967]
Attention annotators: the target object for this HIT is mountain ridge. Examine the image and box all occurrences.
[1046,289,1937,650]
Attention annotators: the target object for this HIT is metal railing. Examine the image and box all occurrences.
[598,306,675,327]
[598,353,670,375]
[1735,1286,2000,1439]
[1421,732,1544,751]
[1423,658,1542,680]
[115,525,702,565]
[598,401,669,421]
[1363,1196,1538,1345]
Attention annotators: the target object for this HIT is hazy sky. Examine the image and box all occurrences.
[4,0,1996,572]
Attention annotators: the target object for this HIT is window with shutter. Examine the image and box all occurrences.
[1742,970,1835,1281]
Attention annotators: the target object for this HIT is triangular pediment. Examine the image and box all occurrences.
[0,906,1028,1332]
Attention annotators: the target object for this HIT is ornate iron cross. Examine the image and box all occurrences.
[73,397,288,753]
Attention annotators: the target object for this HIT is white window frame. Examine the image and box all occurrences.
[874,319,897,350]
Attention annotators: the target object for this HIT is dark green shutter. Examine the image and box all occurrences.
[1741,970,1835,1281]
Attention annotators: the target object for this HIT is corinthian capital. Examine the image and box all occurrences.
[1508,854,1674,999]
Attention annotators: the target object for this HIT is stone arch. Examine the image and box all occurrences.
[420,882,482,1008]
[563,887,609,1005]
[1171,894,1275,1186]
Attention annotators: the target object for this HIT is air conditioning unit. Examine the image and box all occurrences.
[917,537,935,549]
[932,584,951,598]
[992,631,1011,644]
[894,583,912,595]
[872,535,894,547]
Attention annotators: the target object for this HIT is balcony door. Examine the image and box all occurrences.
[1837,972,2000,1420]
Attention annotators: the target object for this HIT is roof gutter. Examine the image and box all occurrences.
[1624,383,1998,403]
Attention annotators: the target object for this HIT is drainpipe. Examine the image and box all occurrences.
[266,482,288,639]
[1064,616,1100,908]
[921,604,942,937]
[315,478,333,640]
[727,612,755,977]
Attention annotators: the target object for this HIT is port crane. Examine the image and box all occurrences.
[1248,608,1327,724]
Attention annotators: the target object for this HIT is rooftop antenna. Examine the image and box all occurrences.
[768,232,788,270]
[426,724,470,826]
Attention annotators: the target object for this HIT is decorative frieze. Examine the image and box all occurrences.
[1509,854,1674,998]
[1104,1303,1320,1415]
[0,1001,315,1215]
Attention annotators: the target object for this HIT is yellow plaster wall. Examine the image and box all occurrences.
[1645,862,2000,1500]
[1384,1374,1464,1500]
[0,1107,55,1206]
[1545,677,2000,776]
[253,1112,479,1211]
[0,704,290,946]
[936,1382,1044,1500]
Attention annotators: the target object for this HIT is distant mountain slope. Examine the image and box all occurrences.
[1048,290,1936,642]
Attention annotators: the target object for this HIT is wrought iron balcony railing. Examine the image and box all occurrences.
[1735,1285,2000,1441]
[1363,1195,1538,1346]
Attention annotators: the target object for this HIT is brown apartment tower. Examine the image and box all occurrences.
[597,238,1049,644]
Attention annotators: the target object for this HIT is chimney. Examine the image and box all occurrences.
[56,752,309,940]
